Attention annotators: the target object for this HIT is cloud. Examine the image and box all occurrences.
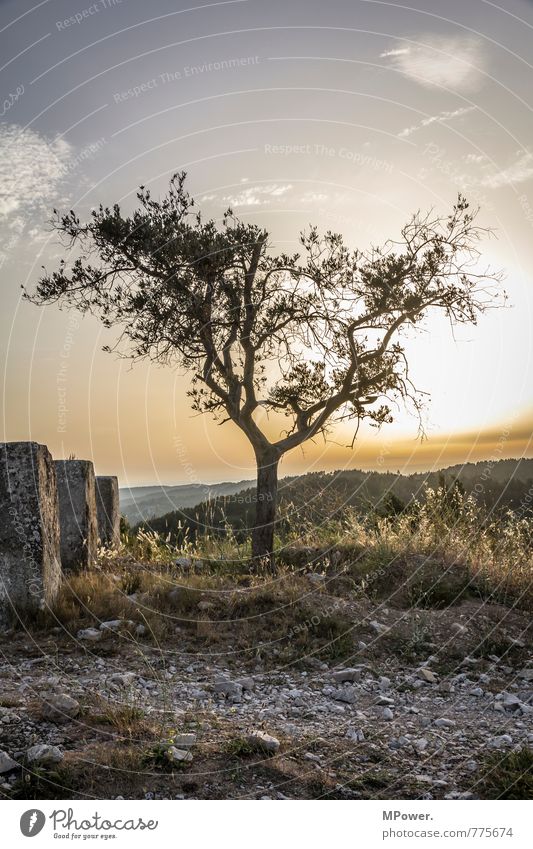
[398,106,475,139]
[380,47,410,58]
[464,153,488,165]
[222,183,293,207]
[481,151,533,189]
[0,123,73,218]
[382,35,486,92]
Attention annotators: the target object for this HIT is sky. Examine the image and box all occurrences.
[1,0,532,486]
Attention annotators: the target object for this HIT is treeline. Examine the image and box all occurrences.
[133,458,533,544]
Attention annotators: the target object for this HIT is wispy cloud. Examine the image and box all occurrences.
[222,183,293,207]
[380,47,410,58]
[481,151,533,189]
[0,123,73,218]
[398,106,475,139]
[381,35,486,92]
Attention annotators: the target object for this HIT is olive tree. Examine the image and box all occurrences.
[27,174,500,567]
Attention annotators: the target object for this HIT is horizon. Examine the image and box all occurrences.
[118,451,533,490]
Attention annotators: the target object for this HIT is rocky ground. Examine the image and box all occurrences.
[1,583,532,800]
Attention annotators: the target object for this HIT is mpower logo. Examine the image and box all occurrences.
[20,810,46,837]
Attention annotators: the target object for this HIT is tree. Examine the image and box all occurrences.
[26,175,502,568]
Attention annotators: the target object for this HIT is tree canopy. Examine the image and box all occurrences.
[27,174,502,564]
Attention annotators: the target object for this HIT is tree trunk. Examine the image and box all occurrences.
[251,448,280,569]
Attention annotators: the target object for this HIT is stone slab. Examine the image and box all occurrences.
[0,442,61,625]
[95,475,120,547]
[54,459,97,572]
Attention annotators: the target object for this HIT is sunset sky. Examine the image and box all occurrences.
[1,0,532,485]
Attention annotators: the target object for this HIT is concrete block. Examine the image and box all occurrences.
[54,459,97,572]
[95,475,120,547]
[0,442,61,625]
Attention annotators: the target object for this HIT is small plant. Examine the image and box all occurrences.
[225,737,255,757]
[477,748,533,799]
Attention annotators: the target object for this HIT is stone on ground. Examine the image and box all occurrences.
[246,731,280,753]
[26,744,63,766]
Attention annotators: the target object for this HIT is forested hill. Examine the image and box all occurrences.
[134,457,533,540]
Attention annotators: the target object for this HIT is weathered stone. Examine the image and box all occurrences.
[246,731,280,753]
[417,668,438,684]
[331,686,358,704]
[173,733,196,748]
[434,718,456,728]
[330,667,363,683]
[0,750,17,773]
[487,734,513,749]
[41,693,80,722]
[95,476,120,547]
[213,677,243,701]
[167,746,193,763]
[77,627,101,642]
[26,744,63,766]
[54,459,98,572]
[0,441,61,625]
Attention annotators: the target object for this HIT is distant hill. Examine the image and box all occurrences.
[120,479,255,525]
[133,457,533,541]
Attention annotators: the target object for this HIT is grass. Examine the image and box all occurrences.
[477,748,533,799]
[11,484,532,674]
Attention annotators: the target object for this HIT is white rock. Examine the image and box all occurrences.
[331,668,362,683]
[167,746,193,763]
[331,687,358,704]
[346,728,365,742]
[413,738,429,752]
[518,668,533,681]
[77,628,102,642]
[488,734,513,749]
[417,668,438,684]
[0,751,17,774]
[502,693,522,711]
[99,620,123,631]
[26,744,63,766]
[469,687,484,697]
[434,718,456,729]
[173,733,196,748]
[213,678,243,701]
[381,707,394,721]
[41,693,80,721]
[246,731,280,753]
